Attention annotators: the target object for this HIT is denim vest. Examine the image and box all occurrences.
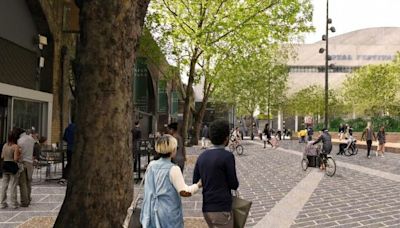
[140,158,183,228]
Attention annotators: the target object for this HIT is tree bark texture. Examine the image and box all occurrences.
[54,1,149,227]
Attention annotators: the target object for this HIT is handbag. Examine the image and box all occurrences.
[123,172,146,228]
[232,191,252,228]
[2,161,19,174]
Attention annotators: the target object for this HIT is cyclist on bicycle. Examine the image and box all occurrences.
[312,128,332,170]
[230,127,241,145]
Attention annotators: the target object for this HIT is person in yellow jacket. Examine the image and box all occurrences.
[298,129,307,143]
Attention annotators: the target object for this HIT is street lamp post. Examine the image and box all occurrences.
[319,0,335,129]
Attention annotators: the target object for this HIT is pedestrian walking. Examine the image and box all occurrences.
[1,133,21,209]
[140,134,201,228]
[60,120,75,184]
[17,129,35,207]
[361,122,376,159]
[377,126,386,157]
[167,122,186,172]
[193,120,239,228]
[132,121,141,173]
[262,123,273,148]
[201,124,209,149]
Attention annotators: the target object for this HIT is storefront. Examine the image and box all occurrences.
[0,83,52,143]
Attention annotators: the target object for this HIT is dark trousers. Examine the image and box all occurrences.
[62,150,72,179]
[338,143,347,154]
[366,140,372,157]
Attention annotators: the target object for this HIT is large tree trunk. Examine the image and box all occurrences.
[54,1,149,227]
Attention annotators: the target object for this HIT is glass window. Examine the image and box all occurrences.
[12,99,48,137]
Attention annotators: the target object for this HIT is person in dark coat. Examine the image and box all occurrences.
[60,121,75,183]
[313,128,332,170]
[201,124,209,149]
[167,122,186,172]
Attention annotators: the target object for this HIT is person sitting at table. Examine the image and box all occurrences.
[140,134,201,228]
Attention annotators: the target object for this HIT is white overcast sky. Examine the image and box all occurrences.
[304,0,400,43]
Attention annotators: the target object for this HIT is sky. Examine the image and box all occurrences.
[304,0,400,43]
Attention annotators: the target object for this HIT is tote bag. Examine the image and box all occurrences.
[123,173,146,228]
[232,191,252,228]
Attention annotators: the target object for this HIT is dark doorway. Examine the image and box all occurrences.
[0,95,10,144]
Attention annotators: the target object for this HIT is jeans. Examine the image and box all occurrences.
[19,161,33,206]
[1,172,19,207]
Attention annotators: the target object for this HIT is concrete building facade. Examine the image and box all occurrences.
[276,27,400,132]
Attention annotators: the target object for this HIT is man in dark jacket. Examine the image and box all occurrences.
[167,122,186,171]
[313,128,332,170]
[193,120,239,228]
[132,121,142,172]
[61,121,75,182]
[201,124,209,149]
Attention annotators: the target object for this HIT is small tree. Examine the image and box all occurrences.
[343,54,400,116]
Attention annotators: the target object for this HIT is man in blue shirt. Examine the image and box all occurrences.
[193,119,239,228]
[61,121,75,183]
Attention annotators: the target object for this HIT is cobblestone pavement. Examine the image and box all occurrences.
[291,166,400,228]
[0,180,64,227]
[279,140,400,175]
[1,139,399,227]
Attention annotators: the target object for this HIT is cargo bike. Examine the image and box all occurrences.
[301,142,336,177]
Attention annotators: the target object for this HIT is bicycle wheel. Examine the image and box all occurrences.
[344,148,352,156]
[236,145,244,155]
[325,157,336,177]
[353,146,358,155]
[301,158,308,171]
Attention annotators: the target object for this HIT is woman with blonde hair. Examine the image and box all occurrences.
[140,134,201,228]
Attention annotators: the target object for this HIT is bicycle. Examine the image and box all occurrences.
[228,140,244,155]
[301,146,336,177]
[344,139,358,156]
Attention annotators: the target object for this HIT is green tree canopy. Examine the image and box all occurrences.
[342,53,400,116]
[146,0,314,138]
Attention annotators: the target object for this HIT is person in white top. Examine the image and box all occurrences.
[138,134,201,227]
[17,129,36,207]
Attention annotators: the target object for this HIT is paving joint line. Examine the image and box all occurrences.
[249,141,400,183]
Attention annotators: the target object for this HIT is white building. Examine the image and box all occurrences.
[281,27,400,131]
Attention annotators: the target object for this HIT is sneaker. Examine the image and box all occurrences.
[11,205,19,209]
[368,155,371,159]
[375,152,378,157]
[381,155,384,158]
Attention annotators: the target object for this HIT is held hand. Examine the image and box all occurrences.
[197,179,202,188]
[179,191,192,197]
